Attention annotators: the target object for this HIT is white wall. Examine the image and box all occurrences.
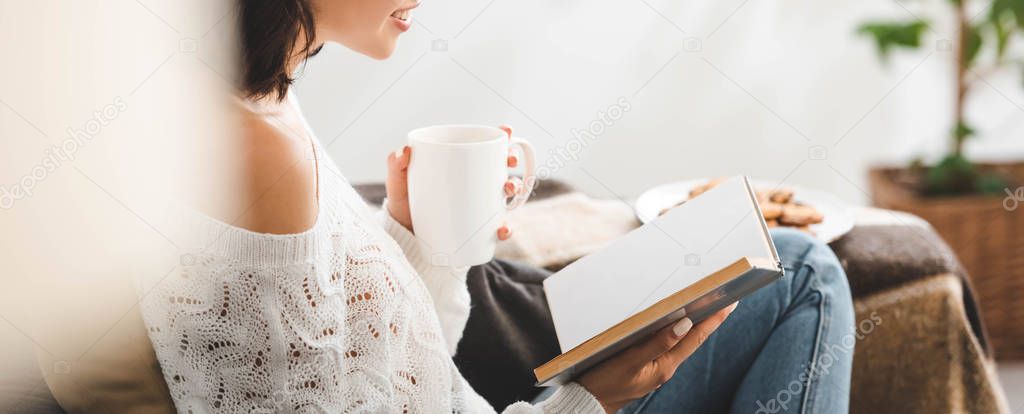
[294,0,1024,204]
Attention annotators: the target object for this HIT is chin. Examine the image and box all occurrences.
[363,43,398,60]
[344,36,399,60]
[319,0,415,61]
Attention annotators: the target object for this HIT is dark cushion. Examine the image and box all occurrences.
[454,260,559,408]
[828,225,964,297]
[828,224,990,355]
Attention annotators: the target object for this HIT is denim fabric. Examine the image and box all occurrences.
[620,228,855,414]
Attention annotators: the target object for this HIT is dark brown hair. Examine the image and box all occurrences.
[239,1,323,101]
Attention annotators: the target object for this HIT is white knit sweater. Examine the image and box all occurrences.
[139,97,603,413]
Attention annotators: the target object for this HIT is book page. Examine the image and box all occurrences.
[543,176,774,351]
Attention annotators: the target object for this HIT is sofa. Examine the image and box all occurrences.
[466,181,1015,414]
[356,180,1011,413]
[2,180,1010,413]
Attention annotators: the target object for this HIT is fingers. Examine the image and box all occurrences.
[656,303,738,370]
[387,145,411,171]
[501,125,518,167]
[498,124,512,139]
[385,146,411,194]
[622,317,691,365]
[504,178,523,197]
[385,146,414,231]
[386,146,411,189]
[497,224,512,241]
[500,177,518,241]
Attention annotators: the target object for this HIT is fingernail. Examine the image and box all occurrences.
[672,318,693,337]
[726,302,739,315]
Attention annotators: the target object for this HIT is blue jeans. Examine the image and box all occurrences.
[620,228,855,414]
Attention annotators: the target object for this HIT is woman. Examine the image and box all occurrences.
[141,1,855,412]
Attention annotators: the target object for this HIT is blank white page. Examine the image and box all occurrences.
[544,176,775,351]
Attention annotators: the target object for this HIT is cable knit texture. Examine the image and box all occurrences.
[138,95,603,413]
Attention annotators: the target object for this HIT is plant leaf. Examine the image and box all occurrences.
[991,0,1024,25]
[976,173,1010,195]
[924,154,978,195]
[992,13,1011,60]
[1011,0,1024,25]
[987,0,1023,62]
[857,21,929,62]
[954,121,976,141]
[965,25,984,66]
[990,0,1012,23]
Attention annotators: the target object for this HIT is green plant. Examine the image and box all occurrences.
[858,0,1023,196]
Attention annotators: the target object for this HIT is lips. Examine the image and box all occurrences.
[390,2,419,22]
[390,9,411,21]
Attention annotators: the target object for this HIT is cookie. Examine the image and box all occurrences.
[760,202,783,220]
[769,188,794,204]
[666,180,825,236]
[688,178,726,199]
[779,204,824,226]
[755,191,772,203]
[659,199,688,216]
[688,186,709,198]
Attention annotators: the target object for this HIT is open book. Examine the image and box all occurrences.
[534,176,784,386]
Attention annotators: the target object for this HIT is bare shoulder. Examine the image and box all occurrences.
[215,107,319,235]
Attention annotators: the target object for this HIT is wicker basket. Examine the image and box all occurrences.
[869,162,1024,360]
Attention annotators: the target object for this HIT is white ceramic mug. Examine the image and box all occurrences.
[407,125,536,267]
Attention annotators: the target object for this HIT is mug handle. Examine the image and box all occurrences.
[506,136,536,210]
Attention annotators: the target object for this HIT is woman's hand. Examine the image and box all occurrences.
[579,303,738,413]
[385,124,522,240]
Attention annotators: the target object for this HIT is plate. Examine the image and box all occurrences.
[634,178,855,243]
